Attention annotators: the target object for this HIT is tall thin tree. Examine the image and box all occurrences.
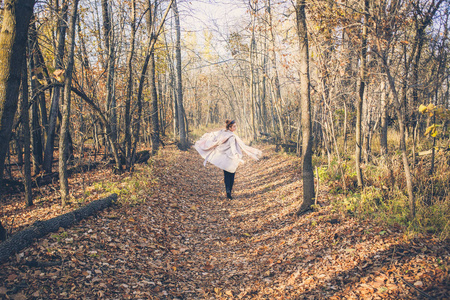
[136,0,173,158]
[355,0,368,188]
[296,0,315,215]
[267,0,286,143]
[173,0,188,150]
[21,52,32,206]
[59,0,79,206]
[125,0,136,169]
[102,0,117,143]
[43,0,68,174]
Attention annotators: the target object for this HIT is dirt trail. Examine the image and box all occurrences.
[0,145,448,299]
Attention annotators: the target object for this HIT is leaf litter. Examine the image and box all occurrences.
[0,145,448,299]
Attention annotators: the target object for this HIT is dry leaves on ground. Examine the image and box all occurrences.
[0,145,448,299]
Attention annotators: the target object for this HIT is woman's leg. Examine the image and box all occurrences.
[224,170,233,199]
[224,170,230,193]
[229,172,235,193]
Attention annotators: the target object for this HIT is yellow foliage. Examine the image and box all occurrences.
[418,104,427,114]
[53,69,65,83]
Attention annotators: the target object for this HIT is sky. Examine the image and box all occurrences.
[182,0,248,33]
[179,0,249,60]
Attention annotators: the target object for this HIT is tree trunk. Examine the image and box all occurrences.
[355,0,368,188]
[135,0,173,157]
[411,28,425,165]
[249,2,257,141]
[29,17,44,175]
[124,0,136,169]
[159,75,166,136]
[296,0,315,215]
[0,221,6,242]
[148,1,160,155]
[261,16,268,135]
[59,0,79,206]
[99,0,121,171]
[173,0,187,150]
[32,31,49,132]
[380,78,388,157]
[384,64,415,220]
[0,0,35,182]
[43,0,68,174]
[21,53,33,207]
[149,51,160,155]
[363,86,371,163]
[267,0,286,143]
[101,0,117,144]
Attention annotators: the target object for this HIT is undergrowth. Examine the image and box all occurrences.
[88,159,159,207]
[189,123,222,142]
[313,149,450,240]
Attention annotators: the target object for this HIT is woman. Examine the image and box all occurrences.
[194,120,262,199]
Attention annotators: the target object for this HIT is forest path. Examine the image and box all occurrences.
[0,145,448,299]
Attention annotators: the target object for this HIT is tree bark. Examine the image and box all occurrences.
[355,0,368,188]
[101,0,117,144]
[135,0,173,159]
[380,77,388,157]
[384,63,416,220]
[173,0,188,150]
[43,0,68,174]
[296,0,315,215]
[29,17,43,175]
[0,194,117,264]
[148,1,160,156]
[31,26,49,132]
[0,0,35,182]
[267,0,286,143]
[21,53,33,207]
[149,51,160,154]
[261,13,268,135]
[124,0,136,169]
[249,1,258,141]
[59,0,79,206]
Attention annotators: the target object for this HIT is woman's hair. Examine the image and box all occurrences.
[225,119,235,130]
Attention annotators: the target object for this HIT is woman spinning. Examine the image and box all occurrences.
[194,120,262,199]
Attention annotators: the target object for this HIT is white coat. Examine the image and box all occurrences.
[194,129,262,173]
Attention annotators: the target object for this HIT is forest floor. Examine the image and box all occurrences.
[0,144,449,299]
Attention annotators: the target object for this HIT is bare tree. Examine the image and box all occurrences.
[43,0,68,174]
[136,0,174,157]
[173,0,188,150]
[355,0,368,188]
[267,0,286,143]
[21,52,32,206]
[124,0,136,169]
[59,0,80,205]
[296,0,315,215]
[102,0,117,144]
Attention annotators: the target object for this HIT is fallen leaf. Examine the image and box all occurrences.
[0,287,7,295]
[414,281,423,288]
[7,274,17,281]
[12,293,27,300]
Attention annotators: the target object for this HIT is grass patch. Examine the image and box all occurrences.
[85,159,160,207]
